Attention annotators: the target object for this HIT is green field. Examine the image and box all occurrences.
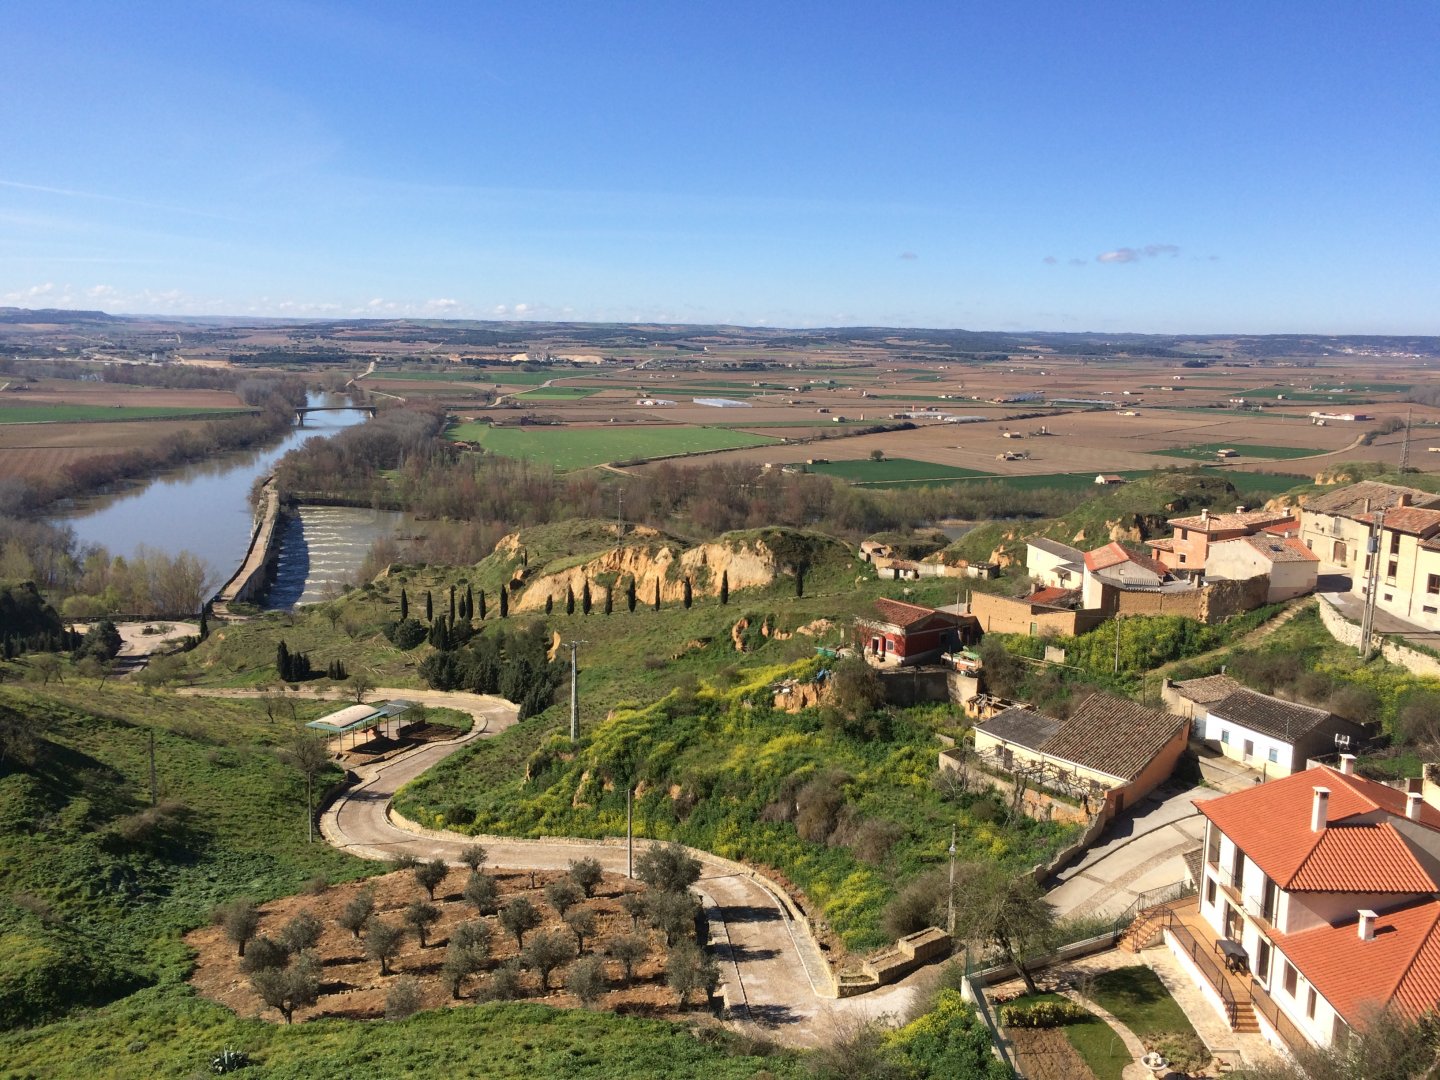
[369,369,575,385]
[1151,442,1320,461]
[446,423,778,469]
[808,457,994,483]
[517,386,601,400]
[942,468,1307,497]
[0,405,250,424]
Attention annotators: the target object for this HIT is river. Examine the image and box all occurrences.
[51,393,410,609]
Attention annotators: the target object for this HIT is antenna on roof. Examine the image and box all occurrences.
[1334,733,1352,751]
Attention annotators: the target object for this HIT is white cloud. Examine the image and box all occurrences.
[1097,243,1181,264]
[423,298,459,314]
[1042,255,1058,265]
[898,252,919,261]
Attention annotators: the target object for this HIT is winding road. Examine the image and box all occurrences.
[307,688,924,1046]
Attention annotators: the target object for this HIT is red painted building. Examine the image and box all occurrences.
[854,598,976,665]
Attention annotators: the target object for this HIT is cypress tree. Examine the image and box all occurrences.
[449,585,456,622]
[500,588,510,617]
[425,591,433,623]
[466,584,475,620]
[604,586,612,615]
[544,594,552,615]
[478,590,487,620]
[581,582,592,616]
[400,588,409,621]
[653,581,661,611]
[720,571,729,605]
[683,578,693,609]
[198,606,209,640]
[626,579,637,613]
[566,586,575,616]
[277,641,292,682]
[795,569,805,598]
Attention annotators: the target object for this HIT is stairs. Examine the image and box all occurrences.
[1118,908,1166,952]
[1232,999,1260,1034]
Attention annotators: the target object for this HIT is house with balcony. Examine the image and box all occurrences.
[1026,537,1085,590]
[1160,758,1440,1054]
[854,598,977,666]
[1298,480,1440,569]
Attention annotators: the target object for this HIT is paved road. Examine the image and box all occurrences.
[1046,784,1220,921]
[314,691,921,1046]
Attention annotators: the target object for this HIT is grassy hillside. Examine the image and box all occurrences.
[398,660,1075,953]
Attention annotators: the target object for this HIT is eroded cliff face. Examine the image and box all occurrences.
[504,533,810,613]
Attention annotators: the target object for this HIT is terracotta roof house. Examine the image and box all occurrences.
[1081,542,1175,607]
[1202,688,1366,778]
[1299,481,1440,571]
[854,598,976,666]
[1148,507,1297,574]
[1341,505,1440,633]
[1206,534,1320,602]
[1174,759,1440,1053]
[972,696,1189,820]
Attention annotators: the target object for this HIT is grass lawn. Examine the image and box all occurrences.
[445,423,778,469]
[0,405,251,424]
[1087,967,1198,1040]
[1150,442,1321,461]
[948,470,1153,494]
[808,458,995,484]
[1004,991,1129,1080]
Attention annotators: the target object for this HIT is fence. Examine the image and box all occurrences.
[1248,982,1310,1054]
[962,974,1022,1078]
[1111,879,1197,937]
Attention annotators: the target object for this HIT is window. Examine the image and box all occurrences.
[1221,729,1231,745]
[1387,560,1399,581]
[1428,574,1440,595]
[1268,748,1279,763]
[1385,593,1393,602]
[1262,878,1279,924]
[1307,987,1318,1020]
[1256,938,1272,984]
[1425,606,1437,615]
[1206,825,1220,866]
[1179,553,1187,564]
[1390,532,1402,555]
[1283,962,1299,997]
[1206,877,1217,906]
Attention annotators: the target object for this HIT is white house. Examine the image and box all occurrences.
[1180,760,1440,1053]
[1205,534,1319,602]
[1026,538,1085,590]
[1298,481,1440,569]
[1202,688,1365,777]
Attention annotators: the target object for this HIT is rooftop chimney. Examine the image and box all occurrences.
[1408,792,1424,821]
[1339,754,1356,775]
[1201,508,1210,522]
[1398,493,1412,508]
[1358,909,1377,942]
[1363,497,1372,514]
[1312,787,1330,832]
[1236,505,1247,514]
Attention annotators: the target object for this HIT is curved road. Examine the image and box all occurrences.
[314,690,922,1045]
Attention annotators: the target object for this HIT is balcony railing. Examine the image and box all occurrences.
[1248,981,1311,1054]
[1162,910,1238,1027]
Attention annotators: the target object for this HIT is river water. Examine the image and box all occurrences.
[51,393,410,608]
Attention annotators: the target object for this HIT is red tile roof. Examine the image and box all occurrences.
[1357,506,1440,537]
[1273,899,1440,1025]
[1026,586,1079,607]
[1287,823,1438,892]
[865,598,953,630]
[1084,542,1169,577]
[1167,509,1294,534]
[1197,765,1440,891]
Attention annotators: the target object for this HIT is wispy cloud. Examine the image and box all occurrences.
[0,179,240,221]
[1096,243,1181,264]
[1042,255,1058,265]
[898,252,919,261]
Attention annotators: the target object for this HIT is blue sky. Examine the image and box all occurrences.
[3,2,1437,333]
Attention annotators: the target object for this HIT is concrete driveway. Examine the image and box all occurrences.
[1045,783,1221,920]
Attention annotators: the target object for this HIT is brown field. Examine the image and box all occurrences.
[0,418,220,479]
[4,379,243,409]
[187,864,681,1025]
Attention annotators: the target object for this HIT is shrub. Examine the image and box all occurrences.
[606,932,649,986]
[479,960,524,1002]
[385,975,424,1021]
[384,618,427,650]
[463,871,499,916]
[459,843,488,872]
[521,930,575,993]
[999,999,1090,1028]
[569,856,603,898]
[338,889,375,939]
[635,842,701,894]
[277,910,324,954]
[545,879,581,917]
[238,935,289,974]
[414,858,449,900]
[567,954,607,1007]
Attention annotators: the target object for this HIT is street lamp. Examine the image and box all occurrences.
[947,825,958,936]
[566,640,588,741]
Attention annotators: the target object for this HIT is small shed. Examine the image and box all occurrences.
[307,699,417,747]
[1095,473,1126,485]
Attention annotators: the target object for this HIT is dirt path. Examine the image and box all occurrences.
[306,698,926,1046]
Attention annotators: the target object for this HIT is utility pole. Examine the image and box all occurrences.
[1359,509,1385,659]
[566,640,587,741]
[947,826,958,936]
[616,489,624,544]
[148,730,158,807]
[626,785,634,878]
[1401,408,1413,473]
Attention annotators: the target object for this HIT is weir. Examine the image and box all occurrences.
[211,475,284,616]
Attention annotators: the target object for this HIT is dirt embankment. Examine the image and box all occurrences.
[505,532,838,612]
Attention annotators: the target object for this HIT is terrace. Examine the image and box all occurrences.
[1152,897,1310,1055]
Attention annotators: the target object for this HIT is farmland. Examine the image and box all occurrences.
[0,403,250,424]
[1150,441,1320,462]
[446,422,779,469]
[807,457,994,483]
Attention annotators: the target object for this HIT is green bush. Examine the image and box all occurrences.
[999,999,1090,1028]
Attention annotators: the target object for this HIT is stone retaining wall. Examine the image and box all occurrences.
[1318,595,1440,678]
